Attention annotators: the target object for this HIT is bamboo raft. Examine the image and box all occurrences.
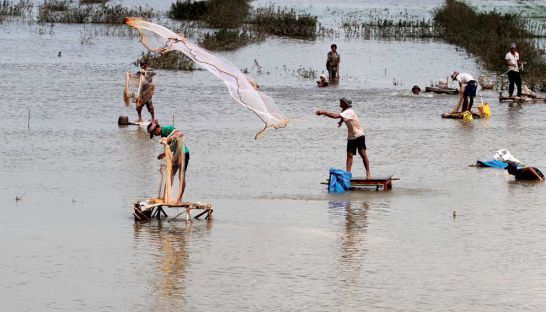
[441,112,482,119]
[322,176,400,191]
[134,200,213,222]
[499,96,545,103]
[133,138,212,222]
[425,87,459,94]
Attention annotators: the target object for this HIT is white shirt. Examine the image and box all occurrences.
[340,108,364,140]
[456,73,475,86]
[505,51,519,72]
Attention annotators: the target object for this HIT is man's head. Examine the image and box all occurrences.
[339,97,352,109]
[331,44,337,52]
[450,71,459,81]
[319,74,327,82]
[510,43,517,51]
[411,85,421,95]
[147,120,161,139]
[505,161,518,175]
[139,59,148,70]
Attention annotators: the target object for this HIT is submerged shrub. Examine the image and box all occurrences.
[169,0,250,28]
[137,51,194,71]
[0,0,32,16]
[169,0,208,20]
[201,28,264,51]
[252,6,317,38]
[38,3,154,24]
[433,0,546,86]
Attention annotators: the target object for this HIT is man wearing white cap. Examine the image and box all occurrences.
[505,43,525,98]
[316,97,371,179]
[450,71,477,113]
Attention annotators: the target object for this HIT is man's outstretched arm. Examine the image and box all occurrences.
[316,110,341,119]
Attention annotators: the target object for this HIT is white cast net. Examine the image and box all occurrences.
[125,17,289,138]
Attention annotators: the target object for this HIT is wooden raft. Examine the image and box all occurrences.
[425,86,459,94]
[499,96,545,103]
[441,112,482,119]
[322,176,400,191]
[134,200,213,222]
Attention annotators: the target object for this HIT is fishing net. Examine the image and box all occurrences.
[125,17,288,138]
[123,70,156,106]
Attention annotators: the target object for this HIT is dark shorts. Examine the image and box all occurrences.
[464,81,477,97]
[347,135,366,154]
[172,152,190,174]
[136,100,154,112]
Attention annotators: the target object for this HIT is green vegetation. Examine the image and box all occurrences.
[253,6,317,38]
[434,0,546,87]
[79,0,109,4]
[38,3,154,24]
[169,1,317,38]
[41,0,70,11]
[0,0,32,16]
[201,28,264,51]
[342,18,437,39]
[169,0,250,28]
[137,51,194,71]
[169,0,208,20]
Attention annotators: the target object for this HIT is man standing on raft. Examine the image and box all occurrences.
[316,97,371,179]
[147,120,190,205]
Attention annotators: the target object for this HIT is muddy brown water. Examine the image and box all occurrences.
[2,1,546,311]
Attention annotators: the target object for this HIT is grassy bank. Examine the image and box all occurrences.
[434,0,546,87]
[38,3,154,24]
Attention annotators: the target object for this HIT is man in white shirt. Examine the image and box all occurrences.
[505,43,524,97]
[450,71,477,113]
[316,97,371,179]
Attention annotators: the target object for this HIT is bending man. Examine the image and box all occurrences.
[148,120,190,205]
[451,71,477,113]
[316,97,371,179]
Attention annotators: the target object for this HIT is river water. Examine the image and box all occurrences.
[1,1,546,311]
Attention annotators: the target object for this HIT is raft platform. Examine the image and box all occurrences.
[322,176,400,191]
[425,87,459,94]
[441,112,482,119]
[134,201,213,222]
[499,96,545,103]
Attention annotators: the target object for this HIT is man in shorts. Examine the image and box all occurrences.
[451,71,477,113]
[136,60,156,123]
[326,44,340,82]
[147,120,190,204]
[316,97,371,179]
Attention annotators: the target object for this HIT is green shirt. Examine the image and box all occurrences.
[161,125,189,153]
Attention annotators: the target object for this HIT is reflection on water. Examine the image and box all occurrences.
[133,220,213,310]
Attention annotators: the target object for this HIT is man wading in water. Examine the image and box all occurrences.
[136,60,156,123]
[316,97,371,179]
[326,44,340,82]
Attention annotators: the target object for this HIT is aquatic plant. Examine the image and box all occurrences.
[200,28,264,51]
[79,0,109,4]
[169,0,208,21]
[169,0,250,29]
[252,6,317,38]
[38,3,154,24]
[434,0,546,87]
[0,0,32,16]
[137,51,195,71]
[41,0,69,12]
